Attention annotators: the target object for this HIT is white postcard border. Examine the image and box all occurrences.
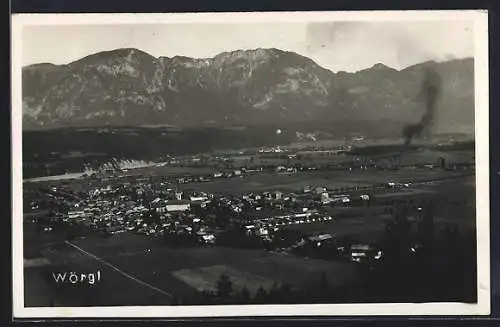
[11,10,490,318]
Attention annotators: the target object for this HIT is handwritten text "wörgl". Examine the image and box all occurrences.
[52,270,101,285]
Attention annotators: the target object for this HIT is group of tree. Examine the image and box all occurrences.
[170,272,342,305]
[162,229,199,247]
[354,201,477,303]
[170,199,477,305]
[215,225,269,249]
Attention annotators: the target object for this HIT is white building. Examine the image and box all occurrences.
[321,192,330,203]
[165,200,191,212]
[190,196,208,202]
[360,194,370,201]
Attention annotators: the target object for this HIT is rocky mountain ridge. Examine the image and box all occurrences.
[22,48,474,133]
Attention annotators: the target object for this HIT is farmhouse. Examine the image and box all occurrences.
[349,244,374,262]
[308,233,335,247]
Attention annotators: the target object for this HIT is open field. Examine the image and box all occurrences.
[24,243,172,307]
[110,165,225,178]
[282,175,476,241]
[171,264,276,294]
[23,229,357,306]
[23,166,466,196]
[23,225,177,306]
[24,264,171,307]
[286,214,392,244]
[75,235,356,292]
[233,253,354,289]
[23,222,69,258]
[180,169,465,195]
[24,172,87,183]
[397,150,473,166]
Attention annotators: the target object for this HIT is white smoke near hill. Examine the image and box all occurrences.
[83,158,157,173]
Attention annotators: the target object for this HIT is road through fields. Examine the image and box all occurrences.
[64,240,174,299]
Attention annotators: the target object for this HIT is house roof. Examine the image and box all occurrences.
[308,234,334,242]
[166,200,190,206]
[351,244,371,251]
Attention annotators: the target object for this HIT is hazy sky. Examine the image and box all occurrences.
[22,21,473,72]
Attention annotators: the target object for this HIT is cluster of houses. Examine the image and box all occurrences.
[34,175,387,264]
[291,233,384,263]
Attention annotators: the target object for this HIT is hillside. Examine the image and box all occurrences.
[22,48,474,133]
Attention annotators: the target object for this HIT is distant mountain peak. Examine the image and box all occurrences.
[72,47,156,66]
[213,47,284,62]
[372,63,394,70]
[97,47,148,56]
[221,47,282,55]
[24,62,57,69]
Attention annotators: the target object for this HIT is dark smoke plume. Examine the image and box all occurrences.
[403,68,442,146]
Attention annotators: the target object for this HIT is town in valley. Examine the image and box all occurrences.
[23,129,477,306]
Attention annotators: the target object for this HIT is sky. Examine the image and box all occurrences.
[22,21,473,72]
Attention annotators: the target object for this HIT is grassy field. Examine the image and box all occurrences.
[171,264,276,295]
[28,168,456,195]
[24,243,172,307]
[94,241,356,298]
[397,150,473,166]
[285,214,391,244]
[282,175,476,241]
[23,228,357,306]
[117,165,224,177]
[181,169,462,194]
[83,239,337,283]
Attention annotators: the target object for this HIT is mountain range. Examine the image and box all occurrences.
[22,48,474,133]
